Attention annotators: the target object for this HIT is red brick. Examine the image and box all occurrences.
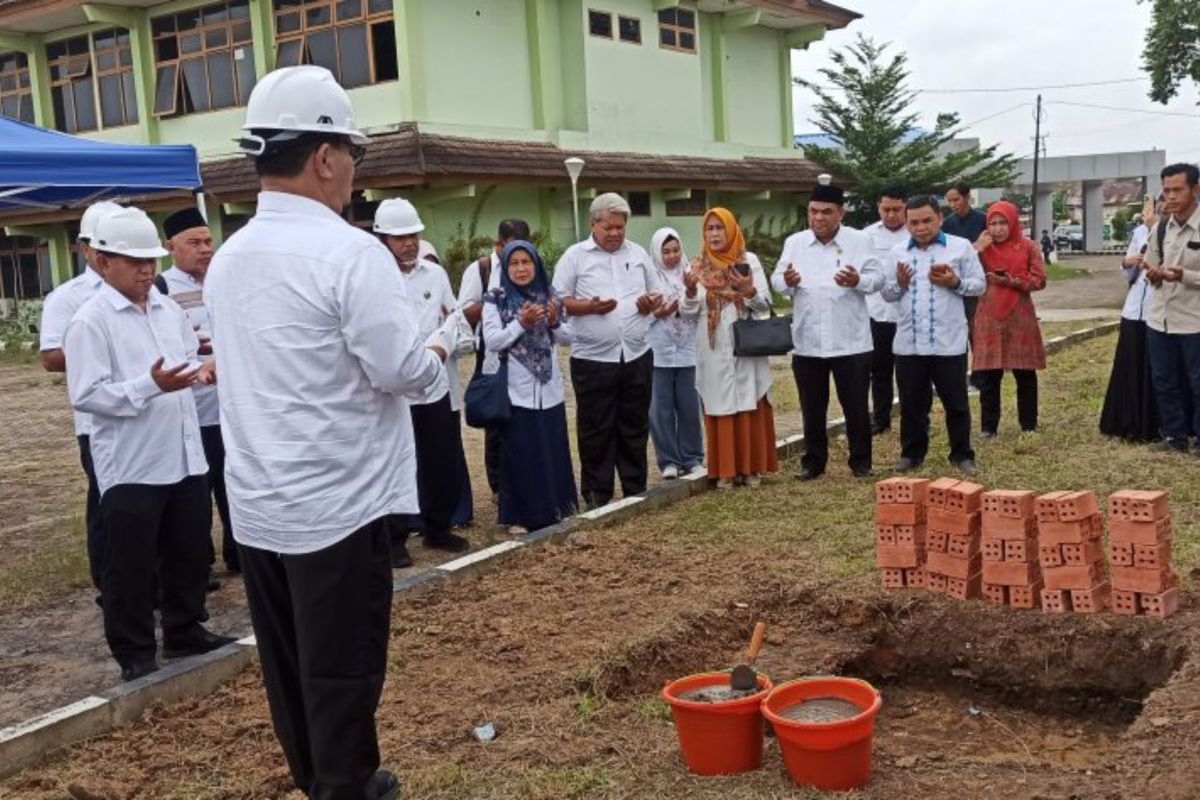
[875,479,900,505]
[982,582,1008,605]
[1108,490,1170,522]
[895,524,927,548]
[1004,538,1038,563]
[1038,515,1102,545]
[926,529,948,554]
[1070,583,1111,614]
[982,538,1005,563]
[876,545,924,569]
[945,481,984,513]
[1109,541,1134,567]
[1041,588,1072,613]
[1109,515,1173,545]
[1038,544,1064,568]
[983,560,1040,587]
[927,551,983,580]
[927,477,960,509]
[1056,490,1100,522]
[981,490,1037,518]
[946,533,980,559]
[926,572,948,594]
[905,567,928,590]
[928,507,981,536]
[945,573,982,601]
[881,568,906,589]
[893,478,930,505]
[1009,581,1043,609]
[1036,491,1070,522]
[1111,566,1177,594]
[1140,587,1181,619]
[875,523,896,546]
[1043,563,1104,590]
[876,503,927,526]
[1061,539,1104,567]
[1134,542,1172,570]
[981,514,1038,540]
[1111,588,1139,615]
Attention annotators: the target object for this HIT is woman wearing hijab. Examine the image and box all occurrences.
[482,241,578,533]
[647,227,704,479]
[681,208,777,488]
[971,200,1047,437]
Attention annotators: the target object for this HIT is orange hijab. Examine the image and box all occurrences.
[695,208,747,347]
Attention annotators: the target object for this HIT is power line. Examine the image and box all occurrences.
[960,102,1033,128]
[917,77,1148,94]
[1044,100,1200,118]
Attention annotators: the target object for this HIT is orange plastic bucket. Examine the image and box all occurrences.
[661,671,773,776]
[761,677,882,791]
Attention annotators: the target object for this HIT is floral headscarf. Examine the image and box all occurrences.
[695,207,747,347]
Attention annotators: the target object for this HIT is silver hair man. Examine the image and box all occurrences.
[588,192,631,225]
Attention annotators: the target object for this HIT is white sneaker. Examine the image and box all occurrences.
[507,525,528,536]
[690,464,708,475]
[716,478,734,490]
[662,465,680,480]
[743,474,762,488]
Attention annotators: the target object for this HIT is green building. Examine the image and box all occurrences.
[0,0,857,298]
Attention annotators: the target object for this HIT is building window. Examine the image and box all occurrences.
[0,52,35,124]
[0,236,50,300]
[152,0,257,117]
[666,189,707,217]
[47,29,137,133]
[588,9,612,39]
[658,8,696,53]
[618,16,641,44]
[272,0,398,90]
[628,191,651,217]
[344,193,379,230]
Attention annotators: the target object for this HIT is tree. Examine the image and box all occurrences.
[1140,0,1200,104]
[796,35,1017,225]
[1110,205,1137,243]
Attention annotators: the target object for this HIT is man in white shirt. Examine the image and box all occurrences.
[771,180,884,481]
[552,193,663,508]
[204,66,446,800]
[880,195,986,475]
[862,187,910,436]
[459,217,531,501]
[38,199,122,596]
[373,198,471,558]
[64,207,233,682]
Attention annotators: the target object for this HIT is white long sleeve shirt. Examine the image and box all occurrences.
[1122,224,1154,322]
[399,258,460,410]
[204,191,444,555]
[481,300,572,410]
[64,283,208,495]
[862,221,910,324]
[160,266,219,427]
[647,263,698,368]
[39,266,105,436]
[770,226,884,358]
[551,237,661,363]
[881,232,986,356]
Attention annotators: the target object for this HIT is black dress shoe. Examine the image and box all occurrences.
[163,627,237,659]
[365,769,400,800]
[871,422,891,436]
[894,457,922,473]
[206,571,222,592]
[120,660,160,682]
[954,458,979,477]
[391,538,414,568]
[424,531,470,553]
[979,430,997,440]
[796,467,823,482]
[852,467,873,478]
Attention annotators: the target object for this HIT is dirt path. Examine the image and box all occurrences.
[1036,254,1128,318]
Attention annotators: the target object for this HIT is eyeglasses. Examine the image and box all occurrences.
[348,143,366,166]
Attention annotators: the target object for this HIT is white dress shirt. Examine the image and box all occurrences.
[160,266,219,427]
[863,221,910,324]
[204,191,444,555]
[881,232,986,356]
[647,263,698,368]
[481,300,572,410]
[551,237,661,363]
[1122,224,1153,322]
[64,283,208,496]
[770,226,884,358]
[39,266,105,436]
[399,258,461,410]
[456,252,496,309]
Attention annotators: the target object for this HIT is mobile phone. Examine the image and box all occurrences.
[734,263,751,277]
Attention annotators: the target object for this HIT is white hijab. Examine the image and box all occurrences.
[650,226,690,339]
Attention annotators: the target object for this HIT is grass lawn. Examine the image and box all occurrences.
[1044,260,1087,281]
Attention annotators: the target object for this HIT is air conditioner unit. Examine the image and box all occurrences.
[0,299,16,320]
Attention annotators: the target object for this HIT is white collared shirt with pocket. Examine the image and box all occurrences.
[399,258,461,410]
[40,266,105,436]
[862,221,910,324]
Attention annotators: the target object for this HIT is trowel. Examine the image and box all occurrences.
[730,621,766,692]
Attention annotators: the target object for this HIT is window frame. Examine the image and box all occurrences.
[617,15,641,45]
[272,0,397,90]
[151,0,257,118]
[46,28,138,133]
[0,51,35,124]
[657,8,697,54]
[587,9,613,40]
[0,235,50,300]
[627,191,651,217]
[665,189,707,218]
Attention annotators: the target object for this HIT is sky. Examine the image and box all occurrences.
[791,0,1200,166]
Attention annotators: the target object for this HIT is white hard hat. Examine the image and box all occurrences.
[373,198,424,236]
[239,66,368,155]
[91,207,168,259]
[78,200,124,243]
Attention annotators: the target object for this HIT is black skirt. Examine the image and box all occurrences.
[499,404,578,530]
[1099,318,1160,441]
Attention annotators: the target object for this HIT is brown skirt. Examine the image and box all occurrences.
[704,397,779,480]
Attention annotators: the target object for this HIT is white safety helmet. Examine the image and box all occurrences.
[78,200,124,243]
[91,207,169,259]
[373,198,424,237]
[239,65,368,156]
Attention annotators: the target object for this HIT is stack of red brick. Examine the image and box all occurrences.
[874,477,930,590]
[979,490,1042,609]
[1036,491,1109,613]
[922,478,985,600]
[1108,490,1180,618]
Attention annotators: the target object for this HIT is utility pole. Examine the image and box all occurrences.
[1030,94,1043,238]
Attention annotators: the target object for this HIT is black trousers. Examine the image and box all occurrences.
[895,354,974,465]
[869,320,897,429]
[409,394,465,537]
[77,435,103,591]
[964,296,980,386]
[239,518,393,800]
[99,475,211,668]
[474,344,501,495]
[976,369,1038,434]
[200,424,238,571]
[570,351,653,508]
[791,352,872,474]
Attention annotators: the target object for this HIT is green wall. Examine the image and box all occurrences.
[723,26,783,149]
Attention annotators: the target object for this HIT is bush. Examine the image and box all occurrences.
[0,299,42,352]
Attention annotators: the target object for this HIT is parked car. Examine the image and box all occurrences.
[1053,225,1084,252]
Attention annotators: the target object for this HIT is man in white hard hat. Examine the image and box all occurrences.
[63,206,234,682]
[374,198,471,562]
[38,199,123,598]
[205,66,447,800]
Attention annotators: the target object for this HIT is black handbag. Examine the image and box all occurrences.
[732,306,793,357]
[464,355,511,428]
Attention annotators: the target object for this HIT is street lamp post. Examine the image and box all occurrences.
[564,157,585,242]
